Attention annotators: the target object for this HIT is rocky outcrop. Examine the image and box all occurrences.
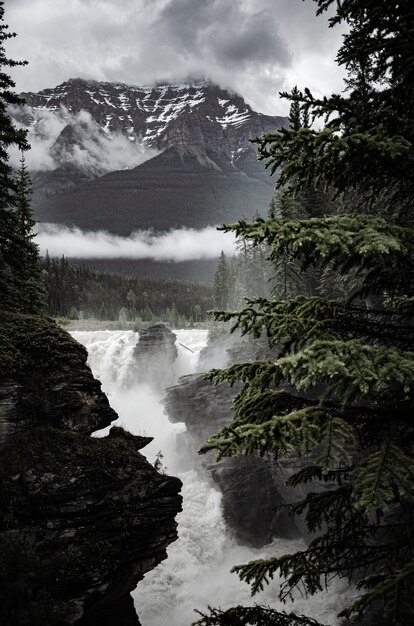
[165,371,301,547]
[0,314,182,625]
[165,374,235,441]
[132,324,178,389]
[166,330,337,545]
[0,426,181,625]
[0,315,116,443]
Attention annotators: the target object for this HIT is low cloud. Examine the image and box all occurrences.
[36,223,236,261]
[9,105,157,173]
[9,106,66,171]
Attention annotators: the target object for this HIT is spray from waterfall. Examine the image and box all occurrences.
[72,328,353,626]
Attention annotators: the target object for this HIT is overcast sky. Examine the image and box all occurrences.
[5,0,345,116]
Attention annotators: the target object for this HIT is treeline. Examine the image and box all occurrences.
[42,255,214,324]
[213,179,363,314]
[213,243,273,311]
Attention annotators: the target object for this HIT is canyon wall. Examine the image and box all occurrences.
[0,315,182,625]
[164,334,305,547]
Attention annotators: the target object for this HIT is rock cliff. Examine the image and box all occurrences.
[17,79,286,159]
[165,370,301,548]
[132,324,178,390]
[0,315,116,443]
[0,314,182,625]
[165,332,334,546]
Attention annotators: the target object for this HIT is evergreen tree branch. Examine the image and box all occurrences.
[192,605,326,626]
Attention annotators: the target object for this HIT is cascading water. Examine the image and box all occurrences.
[72,328,353,626]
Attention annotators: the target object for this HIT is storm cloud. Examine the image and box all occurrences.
[36,223,237,261]
[6,0,345,116]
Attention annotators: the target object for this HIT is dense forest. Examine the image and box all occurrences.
[42,244,278,326]
[41,255,214,324]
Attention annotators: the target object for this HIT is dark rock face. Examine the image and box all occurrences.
[0,316,116,444]
[165,372,301,547]
[0,427,181,625]
[132,324,178,389]
[18,79,287,158]
[0,369,116,444]
[0,316,182,625]
[211,456,300,546]
[80,594,141,626]
[166,373,234,438]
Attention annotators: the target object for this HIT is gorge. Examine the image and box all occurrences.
[71,325,354,625]
[0,313,354,625]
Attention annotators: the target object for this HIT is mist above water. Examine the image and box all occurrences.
[72,329,208,468]
[72,328,353,626]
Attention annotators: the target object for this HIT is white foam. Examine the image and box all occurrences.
[73,328,353,626]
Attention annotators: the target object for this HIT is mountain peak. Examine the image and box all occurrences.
[19,78,286,145]
[13,78,289,272]
[15,78,288,187]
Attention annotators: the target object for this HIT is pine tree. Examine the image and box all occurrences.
[0,2,42,314]
[287,86,309,132]
[13,154,45,313]
[196,2,414,625]
[193,304,202,322]
[213,251,230,309]
[126,288,136,319]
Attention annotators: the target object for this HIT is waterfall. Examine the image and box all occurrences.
[72,328,353,626]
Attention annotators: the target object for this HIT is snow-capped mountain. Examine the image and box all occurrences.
[12,79,288,280]
[18,78,285,160]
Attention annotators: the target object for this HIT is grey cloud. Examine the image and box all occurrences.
[158,0,212,49]
[212,14,290,66]
[158,0,291,67]
[6,0,345,116]
[8,106,158,173]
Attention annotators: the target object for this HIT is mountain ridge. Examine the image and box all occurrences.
[12,79,287,280]
[18,77,286,154]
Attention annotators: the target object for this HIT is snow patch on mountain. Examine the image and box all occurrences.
[17,80,262,145]
[12,79,288,179]
[216,104,251,129]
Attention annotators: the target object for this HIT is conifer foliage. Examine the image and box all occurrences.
[197,1,414,625]
[194,606,325,626]
[41,255,213,323]
[213,251,231,309]
[0,2,43,314]
[13,154,45,313]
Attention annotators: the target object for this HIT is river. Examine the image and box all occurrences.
[71,328,352,626]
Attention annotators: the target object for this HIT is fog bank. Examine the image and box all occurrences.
[36,223,236,261]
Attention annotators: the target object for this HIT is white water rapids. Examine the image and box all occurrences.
[71,329,353,626]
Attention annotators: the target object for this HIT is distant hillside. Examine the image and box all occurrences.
[42,256,214,322]
[34,145,276,234]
